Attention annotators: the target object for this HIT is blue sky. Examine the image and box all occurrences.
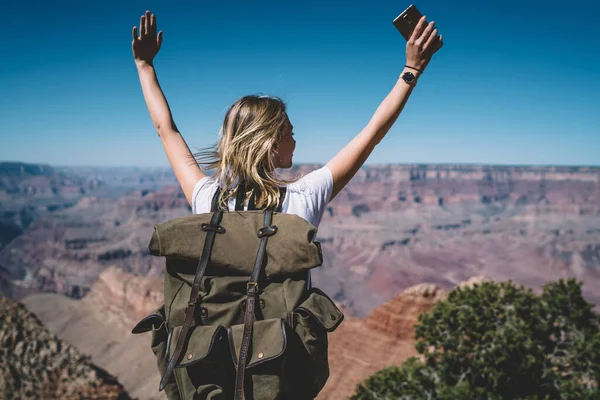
[1,0,599,167]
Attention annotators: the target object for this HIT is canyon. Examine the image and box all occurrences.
[1,161,599,398]
[0,294,130,399]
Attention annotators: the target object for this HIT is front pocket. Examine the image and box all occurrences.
[228,318,288,369]
[227,318,295,400]
[169,324,232,399]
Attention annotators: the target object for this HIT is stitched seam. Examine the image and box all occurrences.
[155,227,162,256]
[166,281,185,323]
[283,279,290,326]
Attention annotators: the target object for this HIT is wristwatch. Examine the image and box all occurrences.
[400,71,418,86]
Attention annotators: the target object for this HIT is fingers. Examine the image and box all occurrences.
[137,11,158,39]
[157,30,163,49]
[151,13,157,36]
[419,21,436,46]
[423,27,439,50]
[140,14,146,36]
[132,26,137,41]
[145,10,151,36]
[409,16,428,43]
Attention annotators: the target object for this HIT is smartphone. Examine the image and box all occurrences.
[393,4,424,41]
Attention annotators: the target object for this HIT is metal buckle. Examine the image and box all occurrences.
[246,282,259,292]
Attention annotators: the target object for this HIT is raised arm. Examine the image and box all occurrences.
[326,16,443,200]
[132,10,206,207]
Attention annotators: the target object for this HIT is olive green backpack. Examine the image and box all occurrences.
[132,186,344,400]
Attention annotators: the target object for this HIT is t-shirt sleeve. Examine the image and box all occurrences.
[191,176,215,214]
[286,166,334,227]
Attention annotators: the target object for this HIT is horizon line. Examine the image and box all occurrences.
[1,160,599,170]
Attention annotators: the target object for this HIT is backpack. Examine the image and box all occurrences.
[131,184,344,400]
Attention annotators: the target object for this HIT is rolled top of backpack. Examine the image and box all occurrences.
[148,211,323,277]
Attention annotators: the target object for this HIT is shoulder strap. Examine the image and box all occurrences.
[234,181,247,211]
[234,209,277,399]
[210,187,221,212]
[277,187,286,212]
[247,189,258,211]
[159,209,225,391]
[247,187,287,212]
[210,184,286,213]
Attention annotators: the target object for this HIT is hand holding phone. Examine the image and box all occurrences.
[393,5,444,73]
[393,4,425,41]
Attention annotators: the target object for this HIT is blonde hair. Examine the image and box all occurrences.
[194,95,299,211]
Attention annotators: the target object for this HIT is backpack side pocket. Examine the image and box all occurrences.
[292,287,344,396]
[132,305,182,400]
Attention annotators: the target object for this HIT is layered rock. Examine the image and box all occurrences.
[316,282,443,399]
[321,164,600,218]
[318,278,489,399]
[0,161,102,199]
[362,283,446,340]
[23,268,166,400]
[4,162,600,319]
[0,294,130,399]
[0,190,188,301]
[83,266,163,329]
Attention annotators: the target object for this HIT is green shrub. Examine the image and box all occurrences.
[351,279,600,400]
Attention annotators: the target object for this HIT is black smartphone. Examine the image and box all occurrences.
[393,4,424,41]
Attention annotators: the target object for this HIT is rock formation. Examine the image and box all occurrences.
[317,279,489,399]
[0,294,130,399]
[3,162,599,318]
[83,266,163,329]
[23,268,165,400]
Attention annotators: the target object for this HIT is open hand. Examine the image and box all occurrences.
[406,16,443,72]
[132,10,162,66]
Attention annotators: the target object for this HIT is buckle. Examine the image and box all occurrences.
[246,282,259,292]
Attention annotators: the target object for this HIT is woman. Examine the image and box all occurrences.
[132,10,443,223]
[133,10,443,399]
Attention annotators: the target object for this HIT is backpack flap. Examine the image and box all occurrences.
[228,319,287,369]
[168,324,227,367]
[148,212,322,277]
[295,288,344,332]
[131,307,166,334]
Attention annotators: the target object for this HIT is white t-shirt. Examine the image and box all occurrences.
[191,166,334,228]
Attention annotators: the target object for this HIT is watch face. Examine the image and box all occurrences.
[402,71,416,83]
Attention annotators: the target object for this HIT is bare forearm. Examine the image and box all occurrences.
[136,62,178,135]
[327,67,421,198]
[367,66,421,144]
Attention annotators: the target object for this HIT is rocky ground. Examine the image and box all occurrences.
[0,294,130,399]
[22,268,165,400]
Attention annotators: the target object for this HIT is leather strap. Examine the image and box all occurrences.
[159,209,224,391]
[277,188,286,212]
[235,180,246,211]
[248,187,286,212]
[213,184,286,213]
[210,187,221,212]
[247,189,258,211]
[233,210,277,400]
